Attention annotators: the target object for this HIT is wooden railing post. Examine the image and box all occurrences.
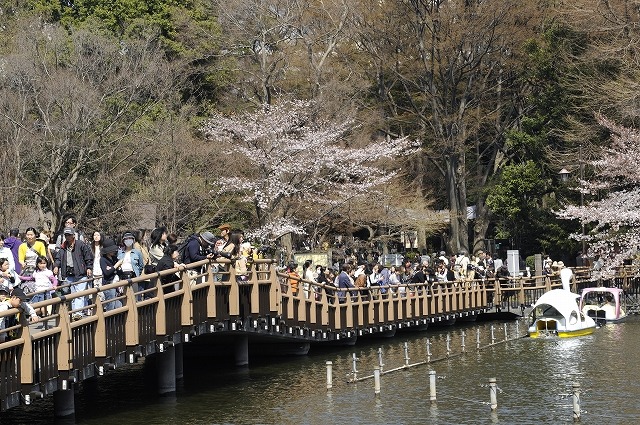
[57,302,72,372]
[271,265,281,317]
[249,262,261,315]
[124,283,140,347]
[19,314,33,386]
[94,288,107,358]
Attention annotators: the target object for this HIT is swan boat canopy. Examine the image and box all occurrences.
[580,287,627,325]
[528,289,597,338]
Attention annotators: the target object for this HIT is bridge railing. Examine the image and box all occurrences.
[275,274,489,335]
[4,259,624,412]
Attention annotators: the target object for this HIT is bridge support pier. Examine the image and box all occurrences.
[235,335,249,366]
[157,345,176,395]
[175,342,184,380]
[53,383,75,418]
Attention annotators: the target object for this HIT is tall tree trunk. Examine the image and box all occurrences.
[473,199,490,254]
[444,153,469,254]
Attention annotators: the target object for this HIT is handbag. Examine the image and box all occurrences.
[144,264,157,274]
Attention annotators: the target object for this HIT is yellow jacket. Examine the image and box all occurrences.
[18,241,47,266]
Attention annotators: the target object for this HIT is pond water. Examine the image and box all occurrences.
[3,317,639,424]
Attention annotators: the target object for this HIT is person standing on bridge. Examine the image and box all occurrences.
[18,227,48,278]
[182,232,217,284]
[0,234,18,279]
[99,239,123,311]
[117,232,146,299]
[0,287,38,342]
[53,227,94,320]
[337,263,355,303]
[3,229,22,274]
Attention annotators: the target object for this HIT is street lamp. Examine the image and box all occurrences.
[558,145,587,256]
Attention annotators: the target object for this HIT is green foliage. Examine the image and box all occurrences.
[486,161,543,221]
[525,255,536,270]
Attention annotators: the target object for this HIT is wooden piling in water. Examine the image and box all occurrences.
[489,377,497,411]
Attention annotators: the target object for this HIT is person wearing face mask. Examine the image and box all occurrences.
[116,232,145,300]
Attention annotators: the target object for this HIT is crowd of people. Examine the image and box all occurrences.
[0,216,248,331]
[284,249,511,303]
[2,215,584,337]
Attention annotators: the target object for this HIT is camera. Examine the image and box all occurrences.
[213,250,233,260]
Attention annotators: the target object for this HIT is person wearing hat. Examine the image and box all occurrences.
[99,239,123,311]
[218,223,231,245]
[182,232,216,265]
[0,287,38,342]
[53,226,94,319]
[0,284,9,303]
[181,231,217,285]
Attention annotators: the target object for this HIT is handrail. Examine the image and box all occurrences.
[2,259,633,413]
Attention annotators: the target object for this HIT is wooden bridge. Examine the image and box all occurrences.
[1,258,636,416]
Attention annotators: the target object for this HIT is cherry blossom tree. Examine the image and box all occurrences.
[201,100,420,241]
[557,116,640,273]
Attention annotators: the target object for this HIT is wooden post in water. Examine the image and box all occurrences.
[489,377,497,411]
[351,353,359,381]
[326,361,333,390]
[572,382,581,422]
[503,323,508,341]
[374,367,381,396]
[403,342,410,366]
[429,370,437,404]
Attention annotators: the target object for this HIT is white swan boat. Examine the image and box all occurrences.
[528,289,597,338]
[580,287,627,324]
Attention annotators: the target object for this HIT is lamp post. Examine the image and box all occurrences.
[558,145,587,257]
[579,145,586,256]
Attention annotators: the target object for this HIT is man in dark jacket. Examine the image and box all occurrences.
[182,232,216,285]
[53,227,93,319]
[337,263,355,303]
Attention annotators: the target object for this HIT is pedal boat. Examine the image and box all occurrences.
[580,287,627,325]
[528,289,596,338]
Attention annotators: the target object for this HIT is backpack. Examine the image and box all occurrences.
[177,234,199,262]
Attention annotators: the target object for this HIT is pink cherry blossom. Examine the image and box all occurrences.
[201,100,420,240]
[557,115,640,275]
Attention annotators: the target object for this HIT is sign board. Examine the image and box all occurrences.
[507,250,520,277]
[293,252,330,270]
[382,254,404,267]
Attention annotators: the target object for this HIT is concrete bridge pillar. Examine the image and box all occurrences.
[175,342,184,381]
[235,335,249,366]
[53,383,75,418]
[157,344,176,395]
